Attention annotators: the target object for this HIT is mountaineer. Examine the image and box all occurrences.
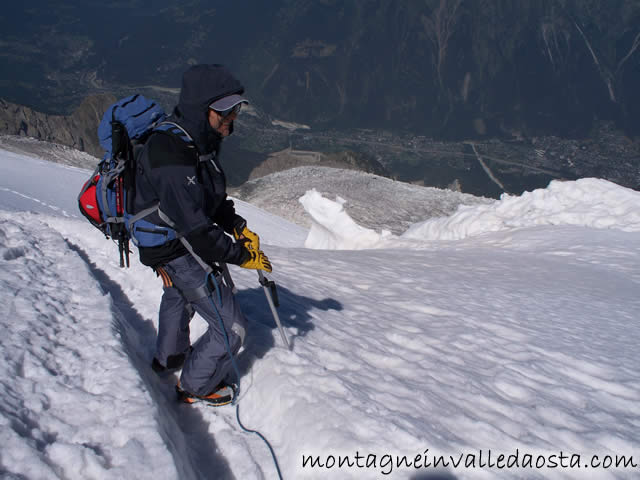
[134,64,272,405]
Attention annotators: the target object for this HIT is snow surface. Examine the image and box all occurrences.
[0,135,98,170]
[1,147,640,480]
[299,178,640,249]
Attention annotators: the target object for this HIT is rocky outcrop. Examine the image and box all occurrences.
[0,94,116,158]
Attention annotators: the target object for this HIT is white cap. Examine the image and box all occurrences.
[209,94,249,112]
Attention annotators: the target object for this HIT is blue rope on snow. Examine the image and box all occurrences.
[206,272,284,480]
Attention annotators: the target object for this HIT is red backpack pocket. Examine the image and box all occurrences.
[78,174,104,228]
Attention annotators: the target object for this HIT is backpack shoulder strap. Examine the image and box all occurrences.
[128,123,195,232]
[153,121,217,165]
[153,121,195,145]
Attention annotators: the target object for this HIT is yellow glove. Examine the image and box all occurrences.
[240,249,272,273]
[234,226,260,251]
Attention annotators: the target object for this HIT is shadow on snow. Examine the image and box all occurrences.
[233,281,342,375]
[67,241,235,480]
[69,240,344,479]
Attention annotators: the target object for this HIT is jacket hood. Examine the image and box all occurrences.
[174,64,245,153]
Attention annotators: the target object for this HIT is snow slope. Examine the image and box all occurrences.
[0,135,98,170]
[1,147,639,479]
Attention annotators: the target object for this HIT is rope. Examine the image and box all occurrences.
[206,272,284,480]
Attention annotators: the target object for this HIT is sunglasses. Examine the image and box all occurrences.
[213,103,242,119]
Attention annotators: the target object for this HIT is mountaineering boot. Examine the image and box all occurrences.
[151,352,186,375]
[176,381,237,406]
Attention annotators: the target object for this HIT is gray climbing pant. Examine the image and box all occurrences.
[157,254,247,396]
[156,281,193,367]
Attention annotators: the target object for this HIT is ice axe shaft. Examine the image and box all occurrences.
[220,264,290,350]
[258,270,291,350]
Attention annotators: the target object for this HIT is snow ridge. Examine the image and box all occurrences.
[299,178,640,250]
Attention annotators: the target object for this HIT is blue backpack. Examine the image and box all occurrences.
[78,94,180,267]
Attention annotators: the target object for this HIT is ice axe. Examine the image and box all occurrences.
[257,270,290,350]
[221,264,291,350]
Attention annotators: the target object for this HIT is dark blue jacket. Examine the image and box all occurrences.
[134,65,248,268]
